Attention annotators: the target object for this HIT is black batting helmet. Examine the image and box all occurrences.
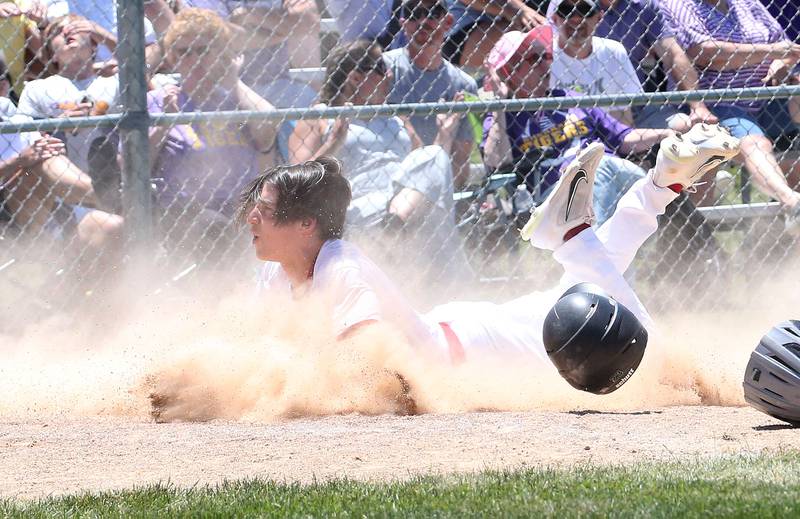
[543,283,648,394]
[743,320,800,426]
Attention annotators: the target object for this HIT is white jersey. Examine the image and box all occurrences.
[17,74,120,173]
[258,240,449,358]
[549,36,643,110]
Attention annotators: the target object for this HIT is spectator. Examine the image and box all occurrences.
[17,14,119,176]
[384,0,477,189]
[1,59,122,251]
[0,0,46,99]
[549,0,642,126]
[148,8,279,257]
[483,26,673,224]
[289,40,473,281]
[443,0,548,68]
[45,0,159,76]
[180,0,320,109]
[546,0,717,130]
[659,0,800,234]
[323,0,404,49]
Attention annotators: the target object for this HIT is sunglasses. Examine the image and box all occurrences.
[403,4,447,21]
[555,2,600,19]
[357,58,387,75]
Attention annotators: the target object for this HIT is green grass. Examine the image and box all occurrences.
[5,452,800,517]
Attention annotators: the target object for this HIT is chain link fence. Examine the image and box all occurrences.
[1,0,799,326]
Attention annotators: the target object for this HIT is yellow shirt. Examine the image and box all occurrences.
[0,0,37,96]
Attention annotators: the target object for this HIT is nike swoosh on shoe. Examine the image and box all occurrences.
[565,169,588,222]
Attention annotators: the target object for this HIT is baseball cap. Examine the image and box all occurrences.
[554,0,601,19]
[401,0,448,21]
[485,25,554,76]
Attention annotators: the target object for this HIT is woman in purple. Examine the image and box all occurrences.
[659,0,800,234]
[148,8,280,259]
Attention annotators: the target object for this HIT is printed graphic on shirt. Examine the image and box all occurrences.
[518,113,590,151]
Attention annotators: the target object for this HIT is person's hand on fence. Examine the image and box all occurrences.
[0,2,21,18]
[17,136,65,169]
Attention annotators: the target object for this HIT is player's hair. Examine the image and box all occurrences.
[163,7,235,62]
[320,40,386,105]
[236,157,352,240]
[44,15,98,67]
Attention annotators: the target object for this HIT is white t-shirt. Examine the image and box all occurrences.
[16,74,120,172]
[549,36,643,110]
[258,239,449,357]
[0,97,37,162]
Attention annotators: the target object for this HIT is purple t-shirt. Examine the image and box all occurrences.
[659,0,787,110]
[148,88,261,214]
[547,0,673,90]
[482,89,632,198]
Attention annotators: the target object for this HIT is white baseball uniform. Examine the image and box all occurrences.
[258,175,678,364]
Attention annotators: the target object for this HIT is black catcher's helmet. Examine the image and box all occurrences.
[743,320,800,426]
[543,283,648,394]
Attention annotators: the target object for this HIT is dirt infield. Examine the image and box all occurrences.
[1,406,796,499]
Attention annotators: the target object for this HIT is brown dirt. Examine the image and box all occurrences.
[1,406,797,500]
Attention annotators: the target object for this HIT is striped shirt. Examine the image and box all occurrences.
[658,0,787,110]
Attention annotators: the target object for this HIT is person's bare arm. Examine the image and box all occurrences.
[609,108,634,128]
[289,119,335,164]
[234,80,278,153]
[654,36,717,123]
[228,7,298,49]
[483,112,511,170]
[619,128,673,155]
[687,40,800,71]
[450,139,473,189]
[144,0,174,35]
[459,0,544,28]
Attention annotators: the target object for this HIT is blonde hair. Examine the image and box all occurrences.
[163,8,235,60]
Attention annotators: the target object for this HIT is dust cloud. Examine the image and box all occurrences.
[0,267,797,423]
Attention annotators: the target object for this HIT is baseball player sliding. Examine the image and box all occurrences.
[239,123,740,394]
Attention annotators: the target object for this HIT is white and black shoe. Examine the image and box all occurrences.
[520,142,604,250]
[653,123,740,191]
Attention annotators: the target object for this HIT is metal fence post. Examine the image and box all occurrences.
[116,0,153,252]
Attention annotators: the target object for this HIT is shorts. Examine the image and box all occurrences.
[713,100,799,147]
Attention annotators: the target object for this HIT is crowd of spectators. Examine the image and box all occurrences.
[1,0,800,285]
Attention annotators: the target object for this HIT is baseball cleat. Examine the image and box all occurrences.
[652,123,740,190]
[520,141,603,250]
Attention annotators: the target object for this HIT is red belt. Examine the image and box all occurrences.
[439,322,465,364]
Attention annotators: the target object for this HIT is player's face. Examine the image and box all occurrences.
[247,184,306,262]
